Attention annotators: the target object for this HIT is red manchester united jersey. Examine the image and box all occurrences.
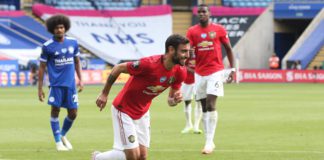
[184,55,195,84]
[113,55,187,119]
[187,23,230,76]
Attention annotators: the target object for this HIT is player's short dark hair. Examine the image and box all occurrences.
[45,14,71,34]
[165,34,189,53]
[198,3,209,11]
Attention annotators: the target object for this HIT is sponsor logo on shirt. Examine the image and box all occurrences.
[197,41,214,51]
[197,41,213,47]
[54,57,74,66]
[143,85,166,95]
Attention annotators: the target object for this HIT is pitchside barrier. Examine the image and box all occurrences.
[2,69,324,87]
[239,69,324,83]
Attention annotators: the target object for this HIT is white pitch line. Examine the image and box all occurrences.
[151,149,324,154]
[0,149,323,154]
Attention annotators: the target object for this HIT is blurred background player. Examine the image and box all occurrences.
[181,48,202,134]
[269,53,280,69]
[29,63,39,86]
[38,14,83,151]
[186,4,235,154]
[93,34,189,160]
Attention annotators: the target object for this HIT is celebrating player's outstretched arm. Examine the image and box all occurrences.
[96,63,128,111]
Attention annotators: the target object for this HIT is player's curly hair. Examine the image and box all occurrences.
[165,34,189,54]
[45,14,71,34]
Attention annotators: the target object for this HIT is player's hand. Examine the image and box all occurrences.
[77,81,84,93]
[174,91,183,103]
[38,88,45,102]
[96,93,108,111]
[226,71,235,83]
[168,91,183,106]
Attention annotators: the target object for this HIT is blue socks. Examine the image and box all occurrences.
[50,117,61,143]
[50,117,74,142]
[61,117,74,137]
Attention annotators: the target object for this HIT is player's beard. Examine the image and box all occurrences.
[172,52,184,66]
[54,33,64,41]
[199,18,209,26]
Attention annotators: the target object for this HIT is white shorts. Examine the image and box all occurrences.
[194,69,231,100]
[111,106,150,150]
[181,83,195,101]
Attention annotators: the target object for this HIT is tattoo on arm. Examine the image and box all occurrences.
[107,74,117,85]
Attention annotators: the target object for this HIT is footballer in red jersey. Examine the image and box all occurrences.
[113,55,187,120]
[93,34,190,160]
[180,50,203,134]
[186,4,235,154]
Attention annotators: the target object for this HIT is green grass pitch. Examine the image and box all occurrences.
[0,83,324,160]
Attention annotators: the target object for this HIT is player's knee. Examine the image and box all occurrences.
[125,149,140,160]
[68,113,77,120]
[125,154,140,160]
[139,153,147,160]
[51,107,60,117]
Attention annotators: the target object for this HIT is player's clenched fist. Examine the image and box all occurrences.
[168,90,183,106]
[96,93,108,111]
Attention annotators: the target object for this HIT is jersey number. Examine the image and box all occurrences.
[73,94,78,103]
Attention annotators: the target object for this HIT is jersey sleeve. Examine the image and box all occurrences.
[126,58,150,76]
[219,25,230,44]
[39,45,48,63]
[171,67,187,90]
[74,40,80,57]
[186,28,194,46]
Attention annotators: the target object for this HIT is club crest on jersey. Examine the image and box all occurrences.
[201,33,207,39]
[168,77,175,84]
[68,46,74,54]
[209,32,216,39]
[160,76,167,83]
[132,61,140,69]
[54,51,60,55]
[128,135,135,143]
[61,48,67,54]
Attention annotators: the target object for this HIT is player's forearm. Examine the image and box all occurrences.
[224,43,235,68]
[38,66,45,90]
[101,74,115,95]
[227,51,235,68]
[101,64,126,95]
[74,57,83,82]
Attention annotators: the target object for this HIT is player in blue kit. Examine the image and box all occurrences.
[38,14,83,151]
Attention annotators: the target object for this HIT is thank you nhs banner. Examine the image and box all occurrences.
[69,15,171,64]
[35,5,172,65]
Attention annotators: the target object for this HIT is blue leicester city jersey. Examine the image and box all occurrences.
[40,36,80,88]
